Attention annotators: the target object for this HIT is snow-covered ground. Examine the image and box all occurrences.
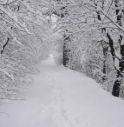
[0,55,124,127]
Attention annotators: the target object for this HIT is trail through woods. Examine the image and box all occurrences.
[0,56,124,127]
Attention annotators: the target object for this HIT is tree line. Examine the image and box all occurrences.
[0,0,124,98]
[52,0,124,97]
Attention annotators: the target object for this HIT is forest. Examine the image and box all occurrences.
[0,0,124,98]
[54,0,124,98]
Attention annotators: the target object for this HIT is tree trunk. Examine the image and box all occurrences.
[63,34,71,66]
[95,3,108,82]
[106,32,121,97]
[56,1,70,67]
[112,0,124,97]
[102,42,108,81]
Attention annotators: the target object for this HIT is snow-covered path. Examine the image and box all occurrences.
[0,57,124,127]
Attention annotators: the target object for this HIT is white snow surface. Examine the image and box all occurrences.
[0,55,124,127]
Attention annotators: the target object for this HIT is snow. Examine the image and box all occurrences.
[0,55,124,127]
